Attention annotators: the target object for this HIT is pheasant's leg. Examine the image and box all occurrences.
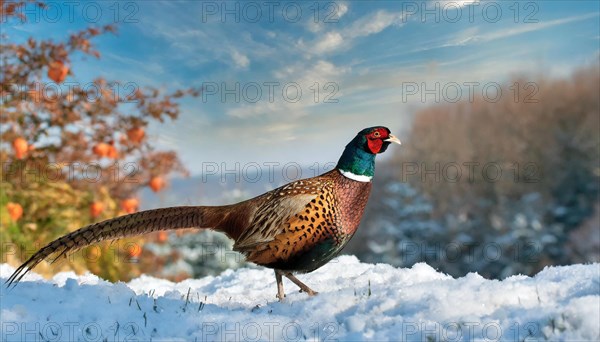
[283,272,318,296]
[275,270,285,301]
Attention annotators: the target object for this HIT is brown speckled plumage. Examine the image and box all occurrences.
[237,170,371,272]
[6,126,401,300]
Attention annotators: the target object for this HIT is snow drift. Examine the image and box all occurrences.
[1,256,598,341]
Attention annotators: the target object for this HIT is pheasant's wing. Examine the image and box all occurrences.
[235,177,341,265]
[233,176,334,251]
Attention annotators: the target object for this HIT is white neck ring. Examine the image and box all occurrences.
[339,169,372,182]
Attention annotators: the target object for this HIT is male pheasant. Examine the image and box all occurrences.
[6,126,401,300]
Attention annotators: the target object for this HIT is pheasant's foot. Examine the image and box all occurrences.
[283,272,318,297]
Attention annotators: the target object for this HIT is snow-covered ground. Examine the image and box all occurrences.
[1,256,598,341]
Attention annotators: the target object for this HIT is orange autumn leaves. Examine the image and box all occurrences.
[1,11,199,282]
[89,197,139,218]
[91,127,145,160]
[9,198,147,225]
[9,61,70,161]
[89,177,164,218]
[12,128,146,161]
[89,198,138,218]
[13,129,166,219]
[92,142,118,159]
[88,125,164,216]
[117,176,165,215]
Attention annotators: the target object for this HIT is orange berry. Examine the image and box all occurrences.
[157,231,168,243]
[149,176,166,192]
[128,243,143,258]
[85,246,101,260]
[90,202,104,218]
[12,138,28,159]
[126,127,145,144]
[92,143,110,157]
[107,145,118,159]
[7,202,23,221]
[48,61,69,83]
[120,198,139,214]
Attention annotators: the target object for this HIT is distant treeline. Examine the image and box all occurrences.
[349,66,600,278]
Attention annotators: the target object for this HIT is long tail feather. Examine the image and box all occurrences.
[5,206,217,288]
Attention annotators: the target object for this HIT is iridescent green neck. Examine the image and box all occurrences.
[336,143,375,180]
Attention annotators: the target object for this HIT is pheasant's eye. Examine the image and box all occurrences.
[373,131,380,138]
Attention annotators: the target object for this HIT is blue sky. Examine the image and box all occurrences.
[5,0,600,175]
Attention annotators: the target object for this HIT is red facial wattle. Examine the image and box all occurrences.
[365,128,390,154]
[367,138,383,154]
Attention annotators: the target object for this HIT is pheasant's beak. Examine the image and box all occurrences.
[385,134,401,145]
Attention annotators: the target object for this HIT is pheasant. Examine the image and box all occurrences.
[6,126,401,300]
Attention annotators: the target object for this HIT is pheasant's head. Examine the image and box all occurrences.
[357,126,401,155]
[336,126,401,182]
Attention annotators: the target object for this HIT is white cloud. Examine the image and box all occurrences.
[346,10,404,38]
[478,12,599,42]
[312,32,344,54]
[306,20,324,33]
[303,9,404,55]
[440,27,481,47]
[43,0,596,172]
[258,123,298,143]
[227,101,281,119]
[231,50,250,69]
[413,12,599,53]
[227,60,350,120]
[336,2,349,19]
[291,60,350,83]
